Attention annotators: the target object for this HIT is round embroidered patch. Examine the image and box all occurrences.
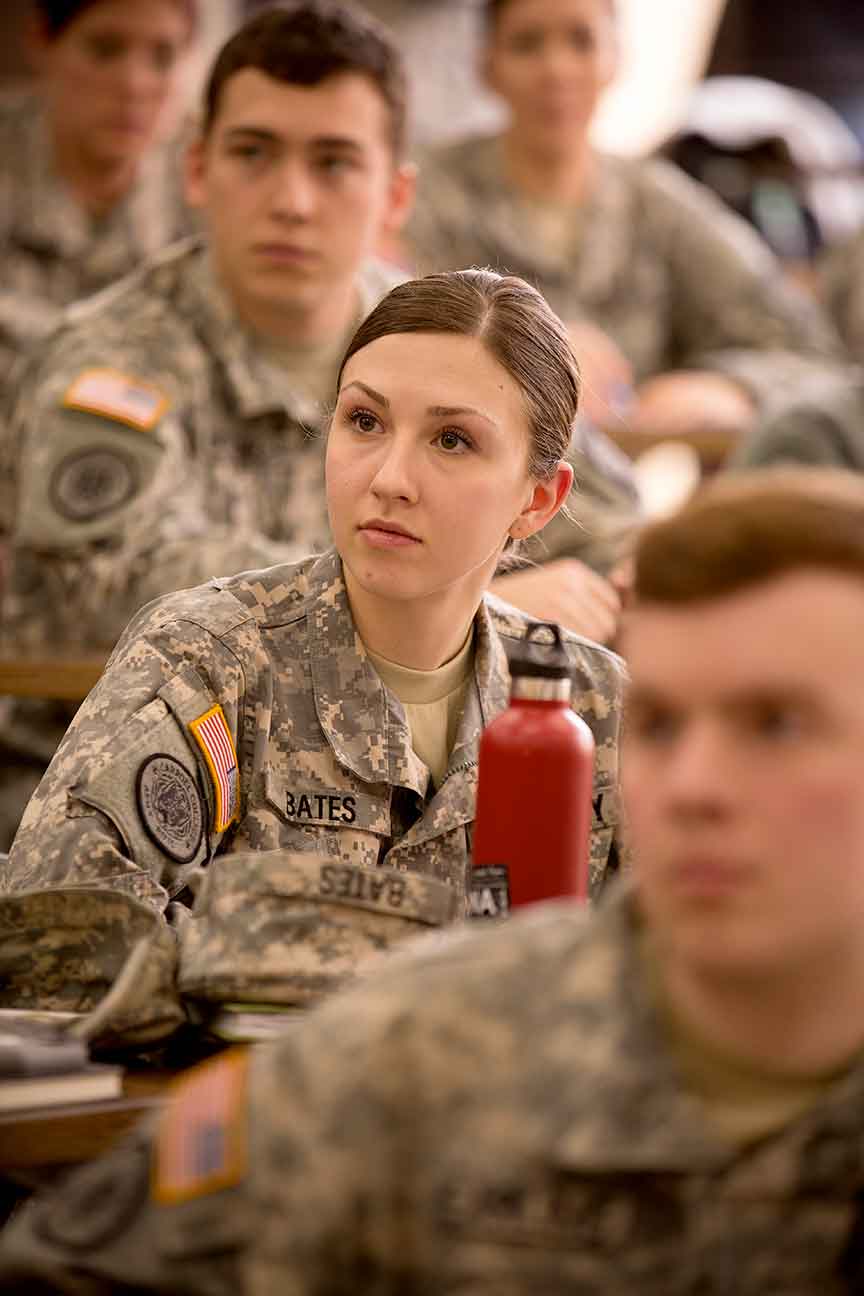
[50,447,137,521]
[136,755,204,864]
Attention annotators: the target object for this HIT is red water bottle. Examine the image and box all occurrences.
[469,622,595,918]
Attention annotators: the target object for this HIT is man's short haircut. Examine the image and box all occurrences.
[201,1,408,159]
[634,467,864,604]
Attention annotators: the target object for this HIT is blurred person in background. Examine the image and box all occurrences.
[403,0,850,451]
[0,0,197,385]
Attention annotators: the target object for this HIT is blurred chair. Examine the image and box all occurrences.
[662,76,864,275]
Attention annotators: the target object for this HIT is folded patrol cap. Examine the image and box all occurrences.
[178,850,462,1007]
[0,887,185,1047]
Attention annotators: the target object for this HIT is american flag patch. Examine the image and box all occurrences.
[189,704,239,833]
[63,368,169,431]
[152,1049,249,1205]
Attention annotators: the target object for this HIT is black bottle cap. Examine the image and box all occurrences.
[507,622,571,679]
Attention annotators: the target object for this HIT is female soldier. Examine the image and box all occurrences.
[1,269,625,1038]
[403,0,844,443]
[0,0,197,381]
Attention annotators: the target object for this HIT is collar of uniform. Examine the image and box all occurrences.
[305,550,428,797]
[553,887,864,1188]
[187,252,405,425]
[437,134,635,312]
[551,886,730,1175]
[377,597,513,848]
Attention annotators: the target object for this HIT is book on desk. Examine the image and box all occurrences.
[0,1011,122,1112]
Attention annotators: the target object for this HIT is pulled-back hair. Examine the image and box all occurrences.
[201,2,407,158]
[34,0,197,39]
[634,467,864,605]
[338,268,580,481]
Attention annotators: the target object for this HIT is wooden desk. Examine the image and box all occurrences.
[0,1071,175,1172]
[0,656,106,701]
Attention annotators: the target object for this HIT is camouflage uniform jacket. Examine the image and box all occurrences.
[2,237,403,652]
[3,886,864,1294]
[0,90,193,384]
[406,137,845,410]
[1,550,624,1014]
[821,225,864,362]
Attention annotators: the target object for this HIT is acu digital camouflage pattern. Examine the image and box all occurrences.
[2,237,401,650]
[2,235,640,654]
[0,237,403,849]
[2,550,624,1037]
[3,885,864,1294]
[0,90,193,394]
[406,139,848,411]
[821,225,864,364]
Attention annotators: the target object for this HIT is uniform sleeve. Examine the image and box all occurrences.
[729,373,864,470]
[0,997,416,1294]
[820,229,864,363]
[3,358,295,652]
[3,597,246,913]
[640,161,848,408]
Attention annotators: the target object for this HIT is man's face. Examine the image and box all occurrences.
[185,68,412,332]
[621,569,864,987]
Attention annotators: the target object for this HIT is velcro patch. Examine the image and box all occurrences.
[63,368,169,431]
[50,446,138,521]
[189,705,240,834]
[152,1049,249,1205]
[136,754,204,864]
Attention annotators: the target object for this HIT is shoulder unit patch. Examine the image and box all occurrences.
[63,368,170,432]
[189,704,240,834]
[136,754,204,863]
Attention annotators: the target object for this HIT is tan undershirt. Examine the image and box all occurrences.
[515,194,586,263]
[368,629,474,789]
[641,931,849,1147]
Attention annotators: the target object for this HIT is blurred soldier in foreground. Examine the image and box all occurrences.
[5,467,864,1291]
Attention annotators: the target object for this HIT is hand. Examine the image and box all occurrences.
[491,559,622,645]
[632,370,756,439]
[565,319,635,426]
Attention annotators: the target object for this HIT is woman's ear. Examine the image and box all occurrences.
[509,461,574,539]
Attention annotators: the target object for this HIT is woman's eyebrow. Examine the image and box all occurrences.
[428,404,498,428]
[341,380,389,407]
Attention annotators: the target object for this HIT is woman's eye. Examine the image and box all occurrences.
[350,409,379,434]
[437,429,470,453]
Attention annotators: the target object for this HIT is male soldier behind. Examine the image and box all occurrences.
[6,467,864,1292]
[0,0,416,847]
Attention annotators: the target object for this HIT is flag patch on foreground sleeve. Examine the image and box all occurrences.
[153,1049,249,1204]
[188,704,240,833]
[63,368,170,431]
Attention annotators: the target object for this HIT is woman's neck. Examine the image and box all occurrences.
[344,569,480,671]
[51,128,140,217]
[501,126,595,204]
[657,941,864,1079]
